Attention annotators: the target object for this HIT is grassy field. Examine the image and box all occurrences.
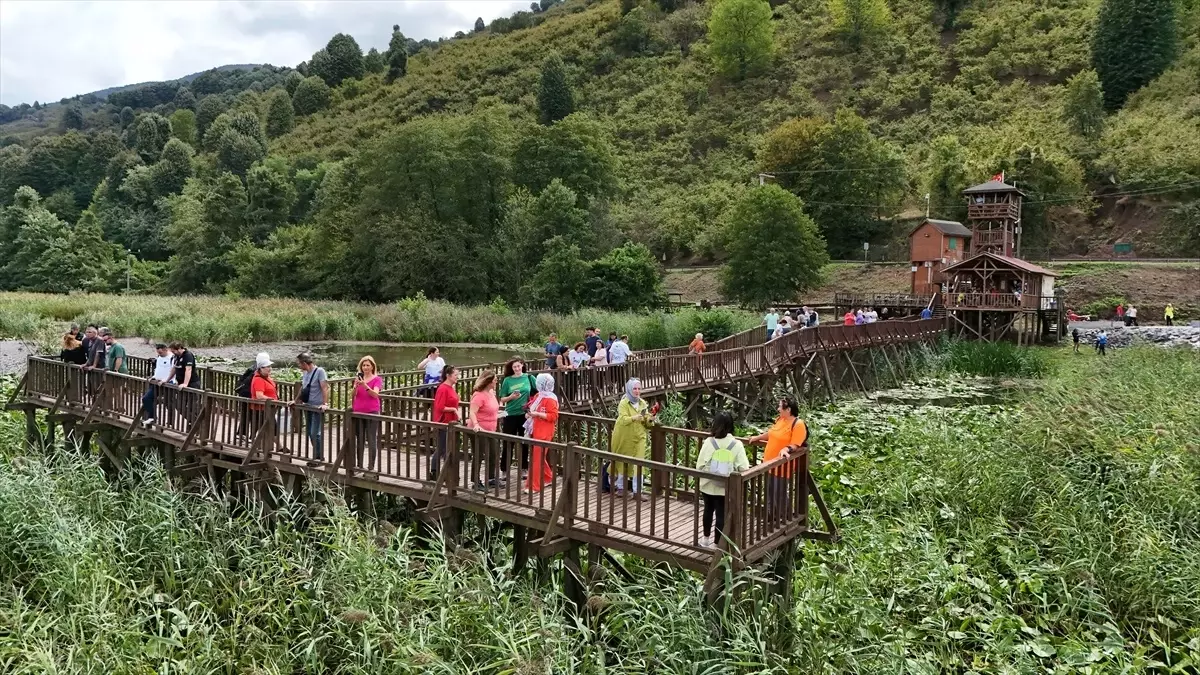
[0,292,757,350]
[0,346,1196,671]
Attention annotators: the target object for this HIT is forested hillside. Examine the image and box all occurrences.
[2,0,1198,307]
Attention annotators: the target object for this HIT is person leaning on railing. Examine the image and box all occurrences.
[746,397,808,519]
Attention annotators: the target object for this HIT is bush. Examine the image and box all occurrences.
[940,339,1049,378]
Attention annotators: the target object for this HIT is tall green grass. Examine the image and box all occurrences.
[0,292,756,349]
[940,338,1050,378]
[2,349,1196,671]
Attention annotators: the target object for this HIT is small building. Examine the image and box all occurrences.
[963,179,1026,257]
[940,251,1061,343]
[908,218,972,296]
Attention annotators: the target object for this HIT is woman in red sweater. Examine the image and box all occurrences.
[524,373,559,492]
[430,365,460,480]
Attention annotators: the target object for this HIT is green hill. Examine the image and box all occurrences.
[1,0,1197,304]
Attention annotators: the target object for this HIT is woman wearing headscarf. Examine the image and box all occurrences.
[524,373,559,492]
[610,378,657,498]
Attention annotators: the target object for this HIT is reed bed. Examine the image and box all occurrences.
[0,292,756,349]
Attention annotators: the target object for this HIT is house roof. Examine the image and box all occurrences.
[910,218,973,238]
[962,180,1026,196]
[941,251,1057,277]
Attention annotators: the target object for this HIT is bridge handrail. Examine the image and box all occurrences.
[19,356,821,560]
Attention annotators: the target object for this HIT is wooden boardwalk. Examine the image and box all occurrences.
[8,318,942,597]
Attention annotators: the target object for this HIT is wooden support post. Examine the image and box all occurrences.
[586,543,604,587]
[24,407,38,451]
[562,543,586,616]
[512,525,530,576]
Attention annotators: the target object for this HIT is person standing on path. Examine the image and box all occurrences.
[430,364,461,479]
[418,347,445,398]
[499,358,535,479]
[696,411,750,548]
[611,378,657,498]
[1072,328,1081,354]
[248,352,278,443]
[747,397,808,519]
[294,352,329,467]
[1095,331,1108,356]
[585,327,601,358]
[353,356,384,473]
[101,328,127,374]
[1164,303,1175,326]
[763,308,780,342]
[1115,303,1124,327]
[170,341,200,427]
[60,329,86,365]
[591,340,609,366]
[141,343,175,425]
[524,373,559,493]
[608,335,631,364]
[468,371,500,490]
[1127,304,1138,327]
[843,311,856,326]
[545,334,563,370]
[689,333,706,355]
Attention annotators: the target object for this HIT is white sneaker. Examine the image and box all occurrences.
[699,536,713,548]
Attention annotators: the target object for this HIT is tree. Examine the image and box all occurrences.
[521,180,592,268]
[590,242,664,310]
[132,113,173,163]
[620,0,637,15]
[119,106,136,129]
[386,26,409,83]
[165,173,247,292]
[0,186,117,292]
[829,0,891,47]
[169,109,197,146]
[614,6,654,54]
[663,2,707,56]
[150,138,194,198]
[514,113,617,207]
[708,0,774,80]
[246,159,297,241]
[1063,70,1105,139]
[721,185,828,305]
[537,55,575,125]
[195,95,227,138]
[265,89,295,138]
[474,17,486,32]
[521,236,590,311]
[932,0,968,30]
[216,132,266,178]
[284,71,305,96]
[173,86,197,110]
[1093,0,1178,110]
[759,110,905,257]
[60,105,85,131]
[309,33,365,87]
[363,47,386,74]
[292,76,332,116]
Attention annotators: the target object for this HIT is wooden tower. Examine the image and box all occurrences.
[963,178,1024,258]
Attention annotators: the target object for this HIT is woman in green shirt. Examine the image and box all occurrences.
[611,378,657,498]
[498,358,537,478]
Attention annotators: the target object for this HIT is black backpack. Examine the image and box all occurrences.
[235,367,256,398]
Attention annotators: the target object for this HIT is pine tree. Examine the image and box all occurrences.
[292,76,332,116]
[60,105,85,131]
[537,54,574,125]
[1092,0,1178,110]
[363,48,386,74]
[474,17,486,32]
[309,34,365,86]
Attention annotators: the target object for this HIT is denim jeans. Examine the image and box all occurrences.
[141,386,156,421]
[306,411,324,461]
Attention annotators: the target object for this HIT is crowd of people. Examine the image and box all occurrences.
[763,307,820,341]
[54,324,809,548]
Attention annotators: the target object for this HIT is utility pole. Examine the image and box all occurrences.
[126,255,131,292]
[924,193,930,218]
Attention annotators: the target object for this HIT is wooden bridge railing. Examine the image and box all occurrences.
[20,357,834,564]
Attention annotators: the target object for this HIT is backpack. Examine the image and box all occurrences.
[706,437,738,477]
[235,367,256,398]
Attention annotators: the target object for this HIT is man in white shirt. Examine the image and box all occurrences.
[608,335,631,364]
[763,308,780,341]
[142,342,176,425]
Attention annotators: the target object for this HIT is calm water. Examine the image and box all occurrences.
[227,343,543,374]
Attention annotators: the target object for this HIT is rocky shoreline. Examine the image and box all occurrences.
[1071,324,1200,349]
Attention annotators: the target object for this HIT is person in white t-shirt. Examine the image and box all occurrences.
[142,342,176,425]
[418,347,446,398]
[608,336,631,364]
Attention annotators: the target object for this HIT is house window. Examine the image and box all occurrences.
[948,238,957,250]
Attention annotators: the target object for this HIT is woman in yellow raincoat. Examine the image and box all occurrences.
[610,378,656,497]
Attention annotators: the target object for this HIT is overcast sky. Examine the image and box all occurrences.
[0,0,529,106]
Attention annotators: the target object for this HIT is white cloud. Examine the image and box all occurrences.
[0,0,529,105]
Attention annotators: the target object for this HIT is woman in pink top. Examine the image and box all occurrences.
[469,370,500,490]
[352,355,383,473]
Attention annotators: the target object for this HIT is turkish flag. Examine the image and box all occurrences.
[990,172,1004,182]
